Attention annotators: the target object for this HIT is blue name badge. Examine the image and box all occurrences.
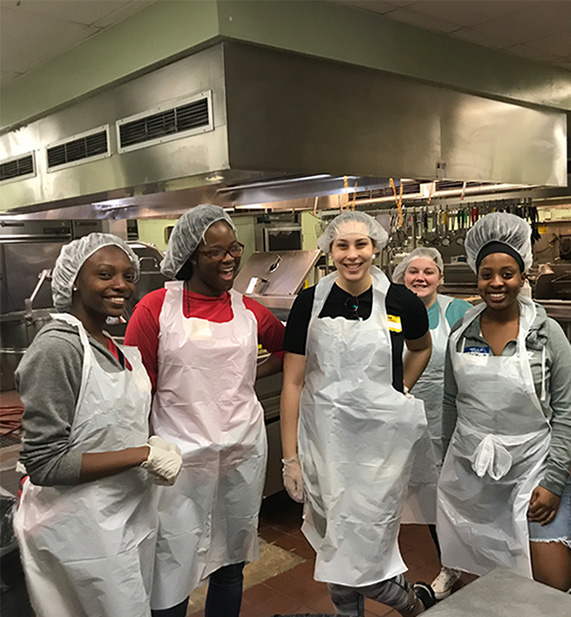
[463,345,490,356]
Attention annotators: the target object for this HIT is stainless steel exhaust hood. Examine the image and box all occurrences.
[0,42,566,219]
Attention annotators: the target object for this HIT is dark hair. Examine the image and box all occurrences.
[476,241,525,273]
[175,258,194,281]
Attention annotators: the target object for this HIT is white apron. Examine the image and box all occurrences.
[299,268,427,587]
[402,295,454,525]
[14,314,157,617]
[150,282,267,609]
[436,297,550,577]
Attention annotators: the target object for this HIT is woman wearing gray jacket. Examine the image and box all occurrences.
[14,234,182,617]
[437,213,571,592]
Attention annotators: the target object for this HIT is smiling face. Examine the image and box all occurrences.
[72,245,136,323]
[330,228,375,291]
[477,252,524,312]
[189,221,242,296]
[403,256,443,307]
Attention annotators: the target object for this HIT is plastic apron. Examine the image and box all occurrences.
[150,282,267,609]
[402,295,453,525]
[299,267,427,587]
[436,296,550,577]
[13,313,157,617]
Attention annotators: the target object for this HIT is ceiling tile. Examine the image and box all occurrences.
[381,7,461,34]
[333,0,398,16]
[525,31,571,58]
[0,8,97,73]
[451,26,523,50]
[470,2,571,45]
[506,43,562,64]
[91,0,155,28]
[0,1,133,26]
[403,0,520,27]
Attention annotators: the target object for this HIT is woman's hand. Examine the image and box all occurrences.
[282,455,304,503]
[141,436,183,485]
[528,485,560,526]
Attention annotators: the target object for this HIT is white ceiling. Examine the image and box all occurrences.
[338,0,571,70]
[1,0,570,88]
[0,0,155,85]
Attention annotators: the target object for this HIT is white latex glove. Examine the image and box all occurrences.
[147,435,182,456]
[282,455,304,503]
[403,386,414,399]
[141,437,183,486]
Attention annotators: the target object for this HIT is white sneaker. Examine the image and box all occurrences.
[431,567,462,600]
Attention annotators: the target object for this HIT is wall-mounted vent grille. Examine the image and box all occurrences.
[0,154,34,182]
[117,91,213,153]
[47,128,109,170]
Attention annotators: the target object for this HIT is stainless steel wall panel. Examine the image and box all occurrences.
[223,43,566,187]
[0,45,230,212]
[0,42,567,217]
[223,43,441,180]
[441,92,567,185]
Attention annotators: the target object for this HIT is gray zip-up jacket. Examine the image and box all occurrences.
[15,319,126,486]
[442,302,571,496]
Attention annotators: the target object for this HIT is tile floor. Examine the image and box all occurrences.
[189,491,475,617]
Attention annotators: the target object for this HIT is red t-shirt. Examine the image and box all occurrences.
[124,288,285,391]
[106,336,132,371]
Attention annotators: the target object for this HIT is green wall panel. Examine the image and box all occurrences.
[2,0,570,132]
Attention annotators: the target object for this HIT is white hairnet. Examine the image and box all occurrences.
[161,204,237,279]
[392,247,444,284]
[52,233,140,312]
[465,212,532,273]
[317,211,389,254]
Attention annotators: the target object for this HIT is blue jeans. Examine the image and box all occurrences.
[151,562,245,617]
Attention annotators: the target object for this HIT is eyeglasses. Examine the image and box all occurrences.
[197,242,245,261]
[344,295,360,320]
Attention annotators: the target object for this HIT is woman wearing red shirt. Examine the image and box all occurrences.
[125,205,284,617]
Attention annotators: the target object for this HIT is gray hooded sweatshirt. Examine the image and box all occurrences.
[16,318,127,486]
[443,301,571,496]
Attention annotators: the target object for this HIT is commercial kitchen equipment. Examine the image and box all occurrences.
[1,42,565,221]
[234,249,321,322]
[0,237,167,392]
[235,249,320,495]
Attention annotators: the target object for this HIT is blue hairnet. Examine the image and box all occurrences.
[465,212,532,273]
[161,204,237,279]
[52,233,140,312]
[392,247,444,284]
[317,211,389,254]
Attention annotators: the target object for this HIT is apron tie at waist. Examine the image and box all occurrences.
[471,434,513,480]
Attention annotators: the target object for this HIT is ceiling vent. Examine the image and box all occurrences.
[117,90,213,153]
[0,153,35,183]
[47,126,110,172]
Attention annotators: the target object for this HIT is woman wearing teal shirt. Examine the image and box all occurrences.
[393,248,470,600]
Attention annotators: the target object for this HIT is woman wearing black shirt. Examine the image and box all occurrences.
[280,212,434,616]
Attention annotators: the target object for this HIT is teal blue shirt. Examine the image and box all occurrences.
[427,296,471,331]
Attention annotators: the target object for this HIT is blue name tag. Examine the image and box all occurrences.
[463,345,490,356]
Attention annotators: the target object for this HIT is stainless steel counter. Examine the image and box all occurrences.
[427,568,571,616]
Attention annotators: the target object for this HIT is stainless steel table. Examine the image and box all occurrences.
[427,568,571,616]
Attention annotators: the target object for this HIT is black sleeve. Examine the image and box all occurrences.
[387,283,429,340]
[283,286,316,355]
